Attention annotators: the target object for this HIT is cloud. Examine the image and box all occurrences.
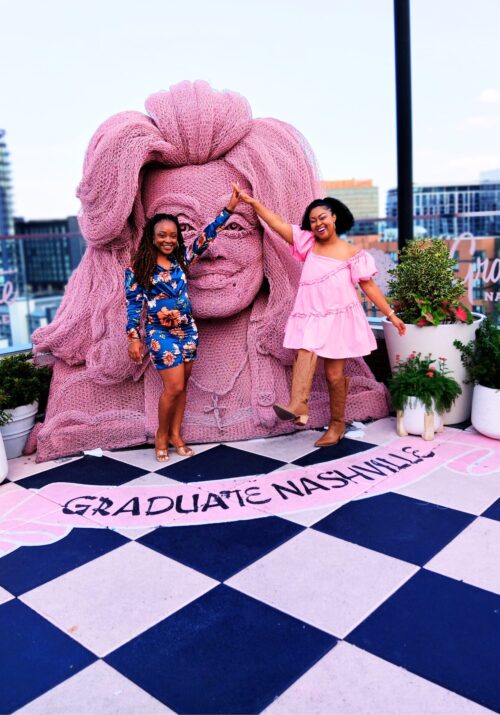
[479,88,500,103]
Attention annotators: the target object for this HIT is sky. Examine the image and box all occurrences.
[1,0,499,220]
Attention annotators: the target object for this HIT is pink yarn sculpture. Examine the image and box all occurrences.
[29,81,389,461]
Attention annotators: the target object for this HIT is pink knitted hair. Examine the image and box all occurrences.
[29,81,388,461]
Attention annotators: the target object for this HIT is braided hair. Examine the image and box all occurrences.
[132,213,189,288]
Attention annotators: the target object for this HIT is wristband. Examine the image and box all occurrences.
[386,309,395,319]
[223,206,233,215]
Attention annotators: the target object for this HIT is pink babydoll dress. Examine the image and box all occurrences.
[283,226,377,358]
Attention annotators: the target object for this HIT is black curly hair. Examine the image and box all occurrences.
[301,197,355,235]
[132,213,188,288]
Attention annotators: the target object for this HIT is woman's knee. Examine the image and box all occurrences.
[324,360,344,385]
[161,383,185,400]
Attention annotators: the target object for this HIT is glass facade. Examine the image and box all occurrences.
[386,182,500,237]
[0,217,85,351]
[322,180,380,236]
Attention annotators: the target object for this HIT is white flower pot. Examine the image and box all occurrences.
[471,384,500,439]
[0,432,8,484]
[396,397,443,440]
[0,402,38,459]
[383,313,484,424]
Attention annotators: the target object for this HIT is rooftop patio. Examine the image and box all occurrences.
[1,417,499,714]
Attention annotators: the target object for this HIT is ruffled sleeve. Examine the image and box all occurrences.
[290,225,315,262]
[349,250,378,284]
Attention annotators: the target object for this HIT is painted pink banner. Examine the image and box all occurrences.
[1,431,499,556]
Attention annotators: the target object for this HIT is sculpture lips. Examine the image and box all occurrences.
[190,272,238,289]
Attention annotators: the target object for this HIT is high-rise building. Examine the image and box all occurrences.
[386,181,500,237]
[13,216,86,294]
[321,179,379,235]
[0,129,14,236]
[0,129,21,346]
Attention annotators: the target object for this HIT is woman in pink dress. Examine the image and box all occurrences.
[236,189,406,446]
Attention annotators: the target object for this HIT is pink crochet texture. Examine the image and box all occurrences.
[29,81,389,461]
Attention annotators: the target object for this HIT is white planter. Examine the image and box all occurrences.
[383,314,484,424]
[396,397,443,440]
[0,402,38,459]
[0,432,8,484]
[471,384,500,439]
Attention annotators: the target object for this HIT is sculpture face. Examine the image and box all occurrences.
[142,161,264,319]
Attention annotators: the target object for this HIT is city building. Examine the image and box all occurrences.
[0,129,21,346]
[0,129,14,236]
[13,216,85,294]
[386,180,500,237]
[321,179,380,235]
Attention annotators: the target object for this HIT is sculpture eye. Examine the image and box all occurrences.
[227,222,245,231]
[179,222,195,233]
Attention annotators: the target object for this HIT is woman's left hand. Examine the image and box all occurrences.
[226,183,241,212]
[390,314,406,336]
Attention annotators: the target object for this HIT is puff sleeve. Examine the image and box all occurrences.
[350,250,378,284]
[290,225,315,262]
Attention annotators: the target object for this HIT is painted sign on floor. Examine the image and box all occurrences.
[1,431,499,556]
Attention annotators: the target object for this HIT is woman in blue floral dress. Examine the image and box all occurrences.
[125,185,240,461]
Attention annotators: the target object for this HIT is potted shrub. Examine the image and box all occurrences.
[389,352,462,440]
[0,353,51,459]
[382,238,483,424]
[454,317,500,439]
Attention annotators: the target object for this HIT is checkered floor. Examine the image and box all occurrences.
[1,418,499,714]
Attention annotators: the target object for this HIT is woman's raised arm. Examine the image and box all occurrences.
[236,186,293,244]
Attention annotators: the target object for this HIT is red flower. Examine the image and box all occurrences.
[426,371,434,377]
[429,365,436,371]
[451,305,468,322]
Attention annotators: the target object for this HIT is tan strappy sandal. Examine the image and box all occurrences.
[155,447,169,463]
[155,431,169,462]
[169,441,195,458]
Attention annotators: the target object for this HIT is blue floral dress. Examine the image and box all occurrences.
[125,209,230,370]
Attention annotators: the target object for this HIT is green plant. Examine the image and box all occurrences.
[387,238,473,326]
[454,317,500,389]
[0,353,52,426]
[388,352,462,414]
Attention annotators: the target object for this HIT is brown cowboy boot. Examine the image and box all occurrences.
[273,350,318,425]
[315,376,350,446]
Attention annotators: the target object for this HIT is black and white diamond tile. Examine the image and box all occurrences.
[1,420,499,714]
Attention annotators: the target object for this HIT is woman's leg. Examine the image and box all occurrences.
[169,361,195,455]
[274,349,318,425]
[315,358,349,447]
[156,364,186,461]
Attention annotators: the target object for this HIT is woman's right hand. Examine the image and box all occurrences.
[128,339,144,364]
[232,183,255,205]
